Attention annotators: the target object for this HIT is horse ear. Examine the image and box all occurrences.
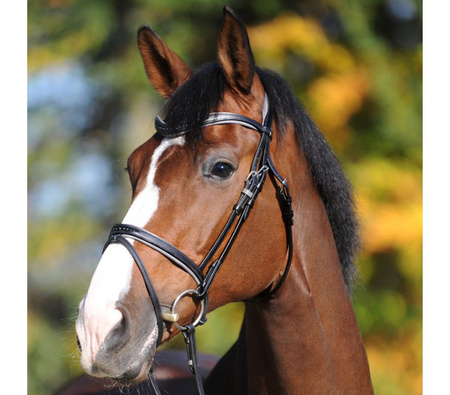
[137,25,193,99]
[218,6,255,95]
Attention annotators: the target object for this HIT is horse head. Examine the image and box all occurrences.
[76,7,291,386]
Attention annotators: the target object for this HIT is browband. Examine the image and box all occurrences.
[155,95,272,137]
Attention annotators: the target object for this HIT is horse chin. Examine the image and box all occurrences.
[110,355,155,387]
[87,347,156,387]
[112,345,156,386]
[82,324,159,387]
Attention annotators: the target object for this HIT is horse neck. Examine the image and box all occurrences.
[236,139,373,395]
[207,138,372,395]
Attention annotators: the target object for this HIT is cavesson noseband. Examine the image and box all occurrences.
[103,95,294,395]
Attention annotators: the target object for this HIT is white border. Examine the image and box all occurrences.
[1,0,27,391]
[423,1,450,393]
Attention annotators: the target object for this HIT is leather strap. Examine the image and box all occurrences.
[109,224,203,285]
[182,324,205,395]
[148,368,162,395]
[103,234,164,347]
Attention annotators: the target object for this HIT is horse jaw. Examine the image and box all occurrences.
[75,136,185,380]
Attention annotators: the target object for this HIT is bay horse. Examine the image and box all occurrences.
[69,6,373,395]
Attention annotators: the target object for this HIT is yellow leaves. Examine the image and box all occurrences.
[349,156,422,326]
[360,193,422,298]
[249,15,326,60]
[350,158,422,259]
[248,15,355,73]
[307,69,370,149]
[349,159,421,394]
[359,196,422,256]
[248,14,369,150]
[365,333,422,395]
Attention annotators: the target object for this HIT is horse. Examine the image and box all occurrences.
[68,6,373,395]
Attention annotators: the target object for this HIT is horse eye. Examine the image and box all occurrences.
[210,162,234,179]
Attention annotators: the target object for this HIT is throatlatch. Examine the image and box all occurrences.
[104,95,294,395]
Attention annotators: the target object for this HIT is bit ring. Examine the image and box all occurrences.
[170,289,205,331]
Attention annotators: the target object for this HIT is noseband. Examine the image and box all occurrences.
[103,95,294,394]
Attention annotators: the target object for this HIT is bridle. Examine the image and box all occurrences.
[103,95,294,394]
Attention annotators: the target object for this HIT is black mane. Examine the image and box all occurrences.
[160,63,359,292]
[161,63,224,145]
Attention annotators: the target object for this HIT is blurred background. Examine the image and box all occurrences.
[28,0,422,394]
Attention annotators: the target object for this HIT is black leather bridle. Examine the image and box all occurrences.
[103,95,294,395]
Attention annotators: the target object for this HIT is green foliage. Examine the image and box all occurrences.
[28,1,422,394]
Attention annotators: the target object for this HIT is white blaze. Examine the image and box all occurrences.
[76,136,185,367]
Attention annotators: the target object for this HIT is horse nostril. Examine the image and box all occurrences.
[102,308,131,353]
[76,336,82,351]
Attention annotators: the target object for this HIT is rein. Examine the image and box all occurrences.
[103,95,294,395]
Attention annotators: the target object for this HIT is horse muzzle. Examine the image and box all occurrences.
[76,296,159,385]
